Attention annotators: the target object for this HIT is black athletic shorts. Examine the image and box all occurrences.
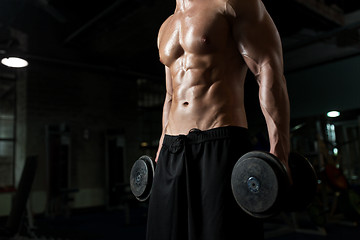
[146,126,263,240]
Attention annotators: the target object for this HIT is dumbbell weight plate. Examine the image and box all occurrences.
[231,151,288,218]
[130,155,154,202]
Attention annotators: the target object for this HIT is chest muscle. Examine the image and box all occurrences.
[158,6,230,67]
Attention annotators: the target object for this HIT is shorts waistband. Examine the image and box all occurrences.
[163,126,249,147]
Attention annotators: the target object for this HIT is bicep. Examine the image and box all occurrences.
[231,1,284,76]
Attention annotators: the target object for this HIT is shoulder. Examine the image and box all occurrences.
[157,14,176,48]
[159,14,175,33]
[224,0,265,20]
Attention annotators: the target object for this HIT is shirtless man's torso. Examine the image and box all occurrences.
[158,0,248,134]
[156,0,290,166]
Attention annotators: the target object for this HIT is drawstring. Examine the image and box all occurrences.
[168,135,186,153]
[168,129,202,153]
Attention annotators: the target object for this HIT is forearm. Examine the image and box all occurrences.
[155,133,165,162]
[155,93,172,162]
[258,66,290,164]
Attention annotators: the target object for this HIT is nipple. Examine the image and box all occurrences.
[201,36,209,44]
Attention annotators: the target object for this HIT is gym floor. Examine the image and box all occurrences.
[10,204,359,240]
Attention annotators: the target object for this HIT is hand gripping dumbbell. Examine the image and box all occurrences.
[231,151,318,218]
[130,155,155,201]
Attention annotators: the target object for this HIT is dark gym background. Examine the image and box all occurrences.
[0,0,360,239]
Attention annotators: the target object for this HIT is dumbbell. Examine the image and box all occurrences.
[130,151,318,218]
[129,155,155,201]
[231,151,318,218]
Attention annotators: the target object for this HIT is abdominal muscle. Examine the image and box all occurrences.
[165,52,249,135]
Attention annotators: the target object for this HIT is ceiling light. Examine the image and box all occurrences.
[327,110,340,118]
[1,57,28,68]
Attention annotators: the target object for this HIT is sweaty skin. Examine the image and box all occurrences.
[156,0,290,172]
